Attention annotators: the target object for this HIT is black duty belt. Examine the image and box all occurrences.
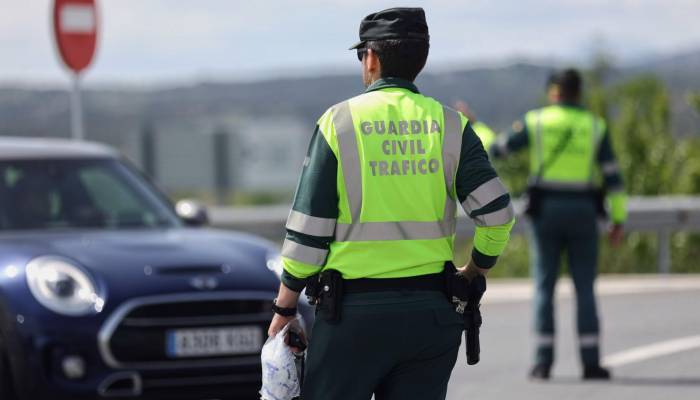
[343,272,445,294]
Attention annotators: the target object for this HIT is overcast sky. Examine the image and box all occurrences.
[2,0,700,86]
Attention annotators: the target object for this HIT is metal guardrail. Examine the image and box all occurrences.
[209,196,700,274]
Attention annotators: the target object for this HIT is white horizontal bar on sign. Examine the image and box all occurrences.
[60,4,96,34]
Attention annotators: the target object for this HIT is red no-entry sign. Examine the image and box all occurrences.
[53,0,98,73]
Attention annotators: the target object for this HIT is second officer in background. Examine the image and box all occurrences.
[491,69,627,381]
[454,101,497,149]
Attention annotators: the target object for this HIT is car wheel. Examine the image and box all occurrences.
[0,332,17,400]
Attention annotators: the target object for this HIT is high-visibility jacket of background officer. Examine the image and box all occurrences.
[490,69,627,380]
[492,108,627,221]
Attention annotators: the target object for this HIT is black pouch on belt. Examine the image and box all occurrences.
[317,269,344,324]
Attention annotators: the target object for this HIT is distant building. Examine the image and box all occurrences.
[120,114,309,201]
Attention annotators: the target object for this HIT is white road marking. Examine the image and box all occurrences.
[603,335,700,367]
[485,275,700,304]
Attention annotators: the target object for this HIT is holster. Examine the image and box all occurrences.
[443,262,486,365]
[305,274,322,306]
[315,269,344,324]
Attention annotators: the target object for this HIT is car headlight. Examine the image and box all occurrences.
[26,256,104,316]
[266,253,284,278]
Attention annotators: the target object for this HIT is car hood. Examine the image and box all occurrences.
[0,228,281,299]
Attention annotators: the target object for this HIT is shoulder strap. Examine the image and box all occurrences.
[537,129,574,178]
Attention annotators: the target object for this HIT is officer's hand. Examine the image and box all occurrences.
[608,223,624,247]
[268,315,307,353]
[268,313,296,338]
[458,259,489,282]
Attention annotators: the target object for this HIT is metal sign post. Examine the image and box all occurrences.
[53,0,98,140]
[70,73,84,140]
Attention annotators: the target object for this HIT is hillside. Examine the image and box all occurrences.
[1,50,699,143]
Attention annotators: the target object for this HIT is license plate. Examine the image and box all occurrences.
[166,326,263,358]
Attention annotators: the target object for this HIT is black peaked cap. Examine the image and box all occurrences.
[349,7,429,50]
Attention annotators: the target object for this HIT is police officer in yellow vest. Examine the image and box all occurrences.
[267,8,515,400]
[491,69,627,381]
[454,101,497,149]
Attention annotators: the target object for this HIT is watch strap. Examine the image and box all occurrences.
[272,299,297,317]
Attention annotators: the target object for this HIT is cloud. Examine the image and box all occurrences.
[1,0,700,84]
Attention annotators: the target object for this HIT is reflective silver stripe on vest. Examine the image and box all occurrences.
[281,239,329,266]
[443,194,457,221]
[442,106,463,198]
[335,218,455,242]
[473,204,515,227]
[589,117,599,182]
[461,177,508,214]
[332,101,363,222]
[535,180,593,191]
[534,110,544,171]
[286,210,336,237]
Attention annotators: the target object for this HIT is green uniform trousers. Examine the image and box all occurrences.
[301,290,463,400]
[530,194,601,367]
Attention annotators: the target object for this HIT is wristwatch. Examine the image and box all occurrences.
[271,298,297,317]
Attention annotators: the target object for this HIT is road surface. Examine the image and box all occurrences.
[447,275,700,400]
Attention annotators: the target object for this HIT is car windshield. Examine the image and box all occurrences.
[0,158,181,231]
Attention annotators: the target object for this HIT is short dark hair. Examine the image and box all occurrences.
[365,39,429,82]
[548,68,582,101]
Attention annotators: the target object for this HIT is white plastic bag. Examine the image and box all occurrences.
[260,323,300,400]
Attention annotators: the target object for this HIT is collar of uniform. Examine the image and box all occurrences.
[365,77,420,94]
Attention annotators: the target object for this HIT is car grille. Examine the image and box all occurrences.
[143,367,262,399]
[100,295,273,368]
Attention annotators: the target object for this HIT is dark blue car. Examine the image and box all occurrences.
[0,138,302,400]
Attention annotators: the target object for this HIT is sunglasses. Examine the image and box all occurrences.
[356,48,367,62]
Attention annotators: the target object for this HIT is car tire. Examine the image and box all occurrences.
[0,332,18,400]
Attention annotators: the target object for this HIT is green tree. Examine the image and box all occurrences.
[688,92,700,113]
[600,77,700,272]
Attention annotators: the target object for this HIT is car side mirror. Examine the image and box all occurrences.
[175,199,209,227]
